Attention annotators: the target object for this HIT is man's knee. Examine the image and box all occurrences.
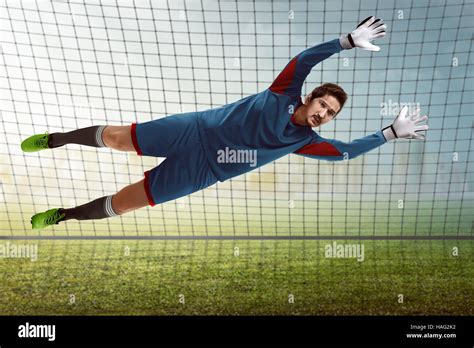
[103,126,132,151]
[111,180,149,215]
[111,194,127,215]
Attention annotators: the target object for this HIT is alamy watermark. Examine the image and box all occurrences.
[0,242,38,261]
[324,241,365,262]
[380,99,420,117]
[18,322,55,341]
[217,147,257,167]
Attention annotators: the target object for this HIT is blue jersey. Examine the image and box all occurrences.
[196,38,387,182]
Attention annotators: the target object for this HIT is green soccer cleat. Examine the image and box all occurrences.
[21,132,50,152]
[30,208,65,229]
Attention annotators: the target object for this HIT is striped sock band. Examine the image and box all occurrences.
[104,195,119,217]
[95,125,107,147]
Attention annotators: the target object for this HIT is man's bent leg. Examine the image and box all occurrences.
[47,125,134,152]
[60,179,149,221]
[31,179,150,229]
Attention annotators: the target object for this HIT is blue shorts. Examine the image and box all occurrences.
[131,112,218,206]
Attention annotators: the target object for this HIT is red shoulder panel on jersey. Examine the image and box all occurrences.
[269,56,298,95]
[294,141,342,157]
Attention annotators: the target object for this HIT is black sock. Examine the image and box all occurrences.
[60,195,118,221]
[48,125,107,148]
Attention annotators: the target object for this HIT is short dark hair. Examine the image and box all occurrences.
[305,83,348,116]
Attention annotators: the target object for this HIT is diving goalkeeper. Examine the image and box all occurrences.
[21,16,428,229]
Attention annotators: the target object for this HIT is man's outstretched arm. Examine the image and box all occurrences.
[269,16,387,97]
[269,39,343,97]
[293,106,429,161]
[293,130,386,161]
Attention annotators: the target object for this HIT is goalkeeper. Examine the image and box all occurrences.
[21,16,428,229]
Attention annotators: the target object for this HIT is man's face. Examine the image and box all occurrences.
[303,94,341,127]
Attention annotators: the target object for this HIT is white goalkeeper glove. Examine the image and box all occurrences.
[340,16,387,51]
[382,106,429,141]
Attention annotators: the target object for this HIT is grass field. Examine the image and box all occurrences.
[0,239,472,315]
[2,198,471,315]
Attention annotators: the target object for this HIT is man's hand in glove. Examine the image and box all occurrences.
[340,16,387,52]
[382,106,429,141]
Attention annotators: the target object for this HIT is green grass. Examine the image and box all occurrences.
[0,240,472,315]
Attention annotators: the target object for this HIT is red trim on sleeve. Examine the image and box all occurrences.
[294,142,342,157]
[144,170,156,206]
[269,56,298,95]
[131,123,142,156]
